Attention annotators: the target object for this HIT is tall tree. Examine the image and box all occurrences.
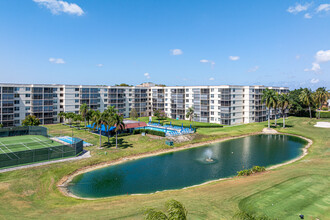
[278,93,290,128]
[91,110,106,148]
[112,113,125,148]
[58,112,66,123]
[262,88,276,128]
[66,112,76,125]
[105,106,118,143]
[314,87,329,119]
[86,109,95,125]
[22,115,41,126]
[80,103,89,127]
[186,106,195,122]
[130,108,138,119]
[272,92,279,126]
[299,88,313,118]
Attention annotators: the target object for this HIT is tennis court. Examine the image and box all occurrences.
[0,135,61,154]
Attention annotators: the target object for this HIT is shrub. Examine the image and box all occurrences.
[237,166,266,176]
[322,107,329,111]
[117,133,130,137]
[317,111,330,118]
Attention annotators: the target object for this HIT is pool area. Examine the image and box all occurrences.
[67,134,307,198]
[57,136,92,147]
[136,123,195,136]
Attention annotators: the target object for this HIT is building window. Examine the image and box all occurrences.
[233,89,235,92]
[233,107,235,110]
[26,100,30,104]
[75,99,79,103]
[186,94,189,97]
[14,94,19,98]
[211,94,214,98]
[75,94,79,97]
[233,113,235,116]
[25,107,30,111]
[75,88,79,92]
[14,113,19,117]
[75,105,79,109]
[14,107,19,111]
[233,101,236,104]
[186,99,189,102]
[14,100,19,104]
[26,87,30,91]
[25,94,30,98]
[186,89,189,92]
[233,95,235,98]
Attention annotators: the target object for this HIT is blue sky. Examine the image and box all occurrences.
[0,0,329,89]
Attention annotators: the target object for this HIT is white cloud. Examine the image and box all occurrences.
[296,55,301,60]
[49,57,65,64]
[200,59,215,68]
[315,50,330,63]
[248,66,259,72]
[209,77,215,81]
[316,4,330,13]
[305,50,330,72]
[304,13,312,19]
[229,56,240,61]
[170,49,183,56]
[96,64,103,67]
[310,78,319,84]
[33,0,84,16]
[144,72,150,79]
[287,3,311,14]
[304,62,320,72]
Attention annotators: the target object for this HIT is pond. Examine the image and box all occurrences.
[67,134,307,198]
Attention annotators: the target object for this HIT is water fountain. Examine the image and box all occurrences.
[204,149,214,162]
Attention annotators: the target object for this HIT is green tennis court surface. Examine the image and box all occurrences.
[0,135,61,154]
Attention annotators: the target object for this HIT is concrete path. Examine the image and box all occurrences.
[0,151,91,173]
[262,128,279,134]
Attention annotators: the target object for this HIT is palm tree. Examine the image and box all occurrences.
[278,93,290,128]
[80,103,89,127]
[299,88,313,118]
[105,106,118,144]
[66,112,76,125]
[262,88,276,128]
[314,87,329,119]
[112,113,125,148]
[22,115,41,126]
[144,199,188,220]
[58,112,66,123]
[186,106,195,122]
[91,110,107,148]
[86,109,95,125]
[272,92,279,126]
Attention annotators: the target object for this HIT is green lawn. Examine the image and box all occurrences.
[0,135,61,153]
[0,117,329,219]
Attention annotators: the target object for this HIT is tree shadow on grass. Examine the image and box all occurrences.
[103,138,133,149]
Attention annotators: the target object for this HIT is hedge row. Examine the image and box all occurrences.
[150,120,223,128]
[237,166,266,176]
[316,111,330,118]
[133,129,166,137]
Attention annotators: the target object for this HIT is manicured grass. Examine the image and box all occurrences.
[0,117,328,219]
[0,135,61,153]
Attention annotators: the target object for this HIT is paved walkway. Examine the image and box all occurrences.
[314,121,330,128]
[0,151,91,173]
[262,128,279,134]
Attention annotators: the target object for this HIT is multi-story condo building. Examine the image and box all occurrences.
[0,83,289,127]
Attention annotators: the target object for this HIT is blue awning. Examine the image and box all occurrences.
[87,124,116,132]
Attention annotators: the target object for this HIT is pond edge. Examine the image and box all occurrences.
[57,130,312,200]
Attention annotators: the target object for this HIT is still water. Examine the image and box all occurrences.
[68,134,306,198]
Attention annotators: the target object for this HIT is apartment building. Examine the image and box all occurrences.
[0,83,288,127]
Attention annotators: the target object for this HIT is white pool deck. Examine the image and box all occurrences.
[314,121,330,128]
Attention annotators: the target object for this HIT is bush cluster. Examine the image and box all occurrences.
[133,129,166,137]
[316,111,330,118]
[237,166,266,176]
[117,133,130,137]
